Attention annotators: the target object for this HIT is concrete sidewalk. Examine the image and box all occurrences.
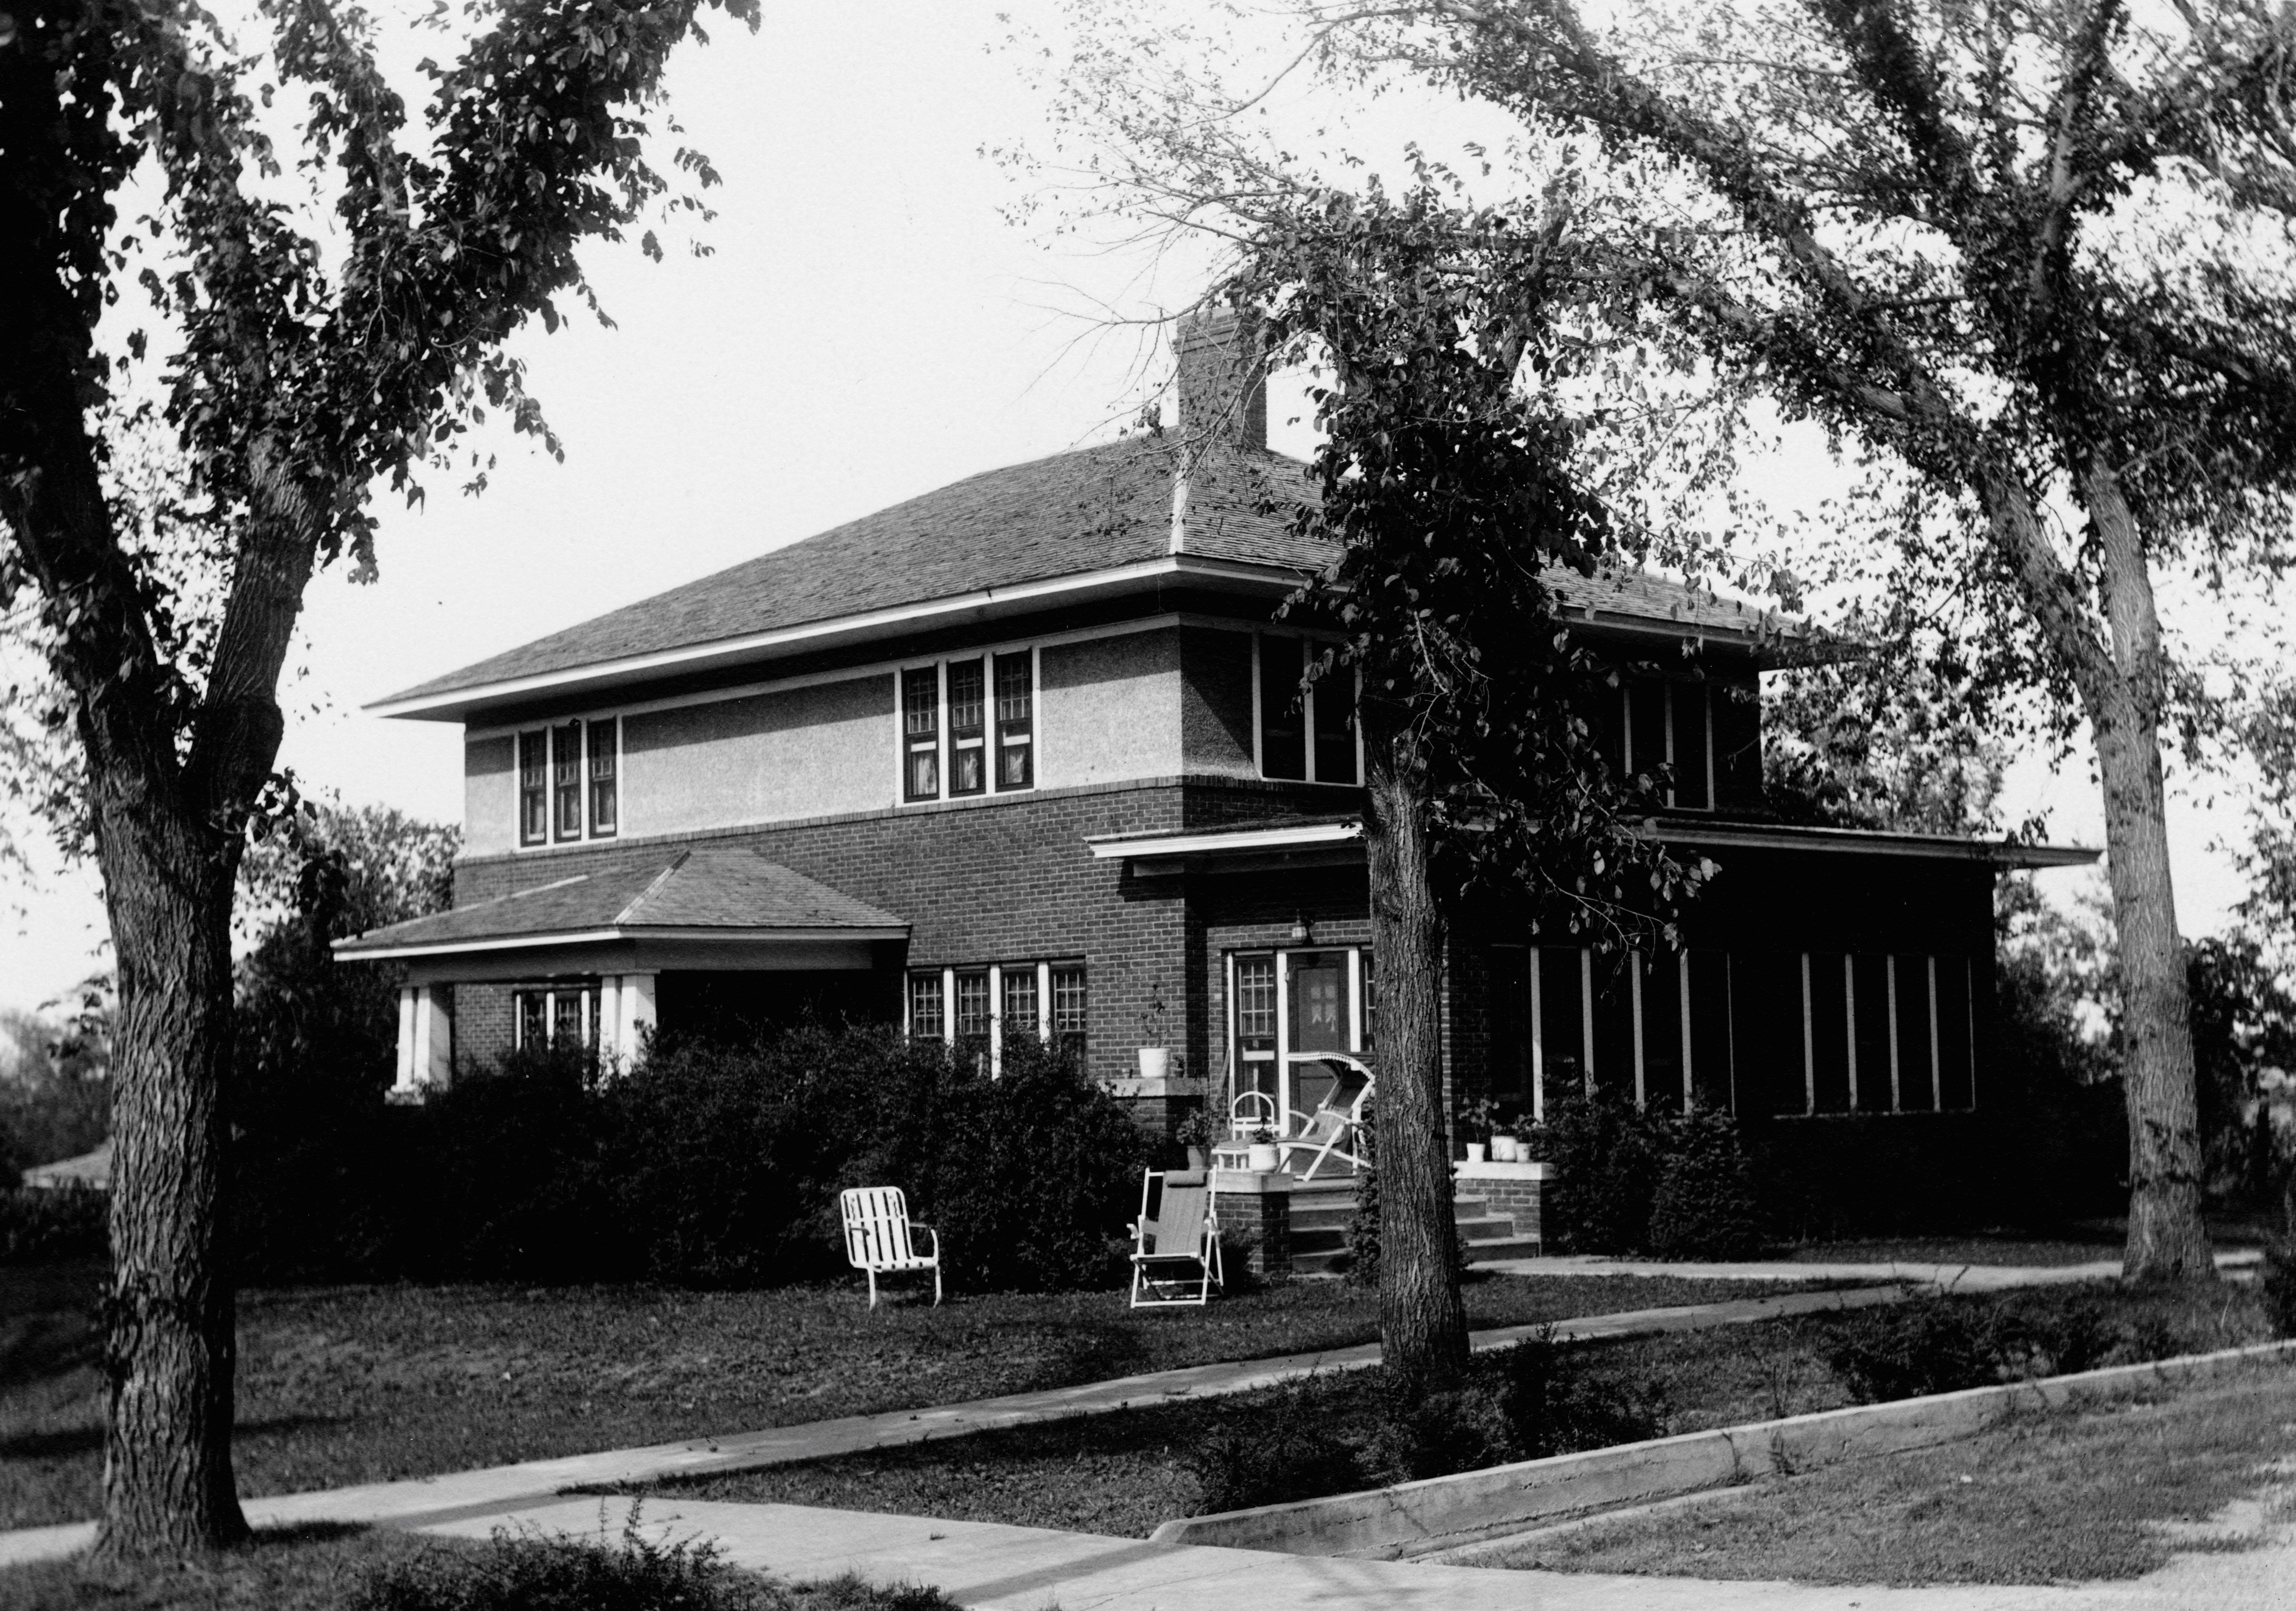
[416,1493,2296,1611]
[1483,1249,2264,1288]
[0,1283,1906,1571]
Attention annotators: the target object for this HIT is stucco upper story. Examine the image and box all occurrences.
[380,431,1825,860]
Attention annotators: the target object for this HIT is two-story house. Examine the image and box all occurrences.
[337,311,2095,1245]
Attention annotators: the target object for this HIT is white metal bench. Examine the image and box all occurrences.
[839,1186,941,1308]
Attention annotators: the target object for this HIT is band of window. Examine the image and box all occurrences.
[519,718,618,846]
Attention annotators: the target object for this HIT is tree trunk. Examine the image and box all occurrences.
[1361,706,1470,1389]
[92,798,248,1557]
[2085,468,2211,1282]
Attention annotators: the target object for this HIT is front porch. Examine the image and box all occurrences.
[334,844,911,1095]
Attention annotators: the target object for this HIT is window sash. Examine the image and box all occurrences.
[903,666,941,801]
[908,972,945,1040]
[954,971,991,1039]
[994,652,1033,790]
[552,721,584,841]
[587,717,619,836]
[1001,968,1039,1035]
[518,730,548,846]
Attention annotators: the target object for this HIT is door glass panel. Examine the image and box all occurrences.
[1288,953,1348,1053]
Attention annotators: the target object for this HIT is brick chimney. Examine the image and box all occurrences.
[1174,306,1267,452]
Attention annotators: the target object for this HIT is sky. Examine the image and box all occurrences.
[0,1,2262,1017]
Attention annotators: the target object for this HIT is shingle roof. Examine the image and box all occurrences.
[378,437,1819,712]
[382,440,1321,707]
[333,846,907,955]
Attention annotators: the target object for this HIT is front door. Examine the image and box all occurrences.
[1227,947,1369,1134]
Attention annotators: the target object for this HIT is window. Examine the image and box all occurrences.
[954,971,992,1040]
[518,731,548,847]
[903,666,941,801]
[1258,635,1306,780]
[908,972,944,1040]
[513,984,596,1051]
[587,717,619,835]
[520,720,620,846]
[898,648,1038,804]
[1051,965,1087,1062]
[1608,677,1717,810]
[1001,966,1039,1040]
[1235,956,1277,1043]
[995,652,1033,790]
[947,659,987,796]
[552,720,584,841]
[1257,633,1358,784]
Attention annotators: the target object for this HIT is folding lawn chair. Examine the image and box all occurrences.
[1128,1169,1222,1309]
[1278,1054,1374,1183]
[840,1186,942,1308]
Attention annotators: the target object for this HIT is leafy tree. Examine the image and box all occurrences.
[1,0,755,1554]
[1349,0,2296,1279]
[0,992,113,1180]
[1762,647,2009,835]
[1220,186,1702,1384]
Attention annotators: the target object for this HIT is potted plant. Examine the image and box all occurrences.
[1460,1095,1498,1165]
[1174,1107,1218,1171]
[1135,981,1173,1080]
[1246,1125,1281,1173]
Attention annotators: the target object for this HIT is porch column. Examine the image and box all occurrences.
[394,987,418,1093]
[413,984,452,1087]
[616,972,657,1062]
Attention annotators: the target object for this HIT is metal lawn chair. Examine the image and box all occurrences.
[1279,1054,1374,1183]
[839,1186,941,1308]
[1128,1169,1222,1308]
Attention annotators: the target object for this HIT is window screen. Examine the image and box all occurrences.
[1002,966,1039,1038]
[1312,666,1357,784]
[908,972,945,1040]
[1895,954,1937,1112]
[1259,635,1306,779]
[1851,953,1894,1113]
[1807,954,1851,1113]
[1640,953,1686,1112]
[1538,947,1587,1097]
[954,971,991,1040]
[1671,684,1711,809]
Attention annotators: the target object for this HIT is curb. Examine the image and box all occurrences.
[1145,1336,2296,1560]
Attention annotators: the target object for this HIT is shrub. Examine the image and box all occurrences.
[1646,1109,1766,1260]
[1345,1112,1379,1287]
[0,1183,108,1264]
[1525,1092,1666,1254]
[353,1518,960,1611]
[1182,1377,1366,1512]
[1820,1296,2004,1402]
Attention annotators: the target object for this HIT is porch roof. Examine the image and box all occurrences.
[332,846,909,963]
[1085,816,2098,873]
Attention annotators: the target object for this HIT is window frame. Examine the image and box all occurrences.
[895,644,1042,808]
[1250,630,1362,786]
[514,714,624,850]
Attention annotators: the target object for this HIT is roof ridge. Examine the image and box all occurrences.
[615,850,691,925]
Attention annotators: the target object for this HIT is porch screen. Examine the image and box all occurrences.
[1258,636,1307,780]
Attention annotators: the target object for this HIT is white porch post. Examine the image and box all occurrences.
[621,972,657,1061]
[416,985,453,1086]
[394,987,418,1093]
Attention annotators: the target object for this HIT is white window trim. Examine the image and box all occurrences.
[895,642,1041,808]
[515,714,624,853]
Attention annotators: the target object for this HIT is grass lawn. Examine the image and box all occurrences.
[1490,1364,2296,1584]
[646,1282,2278,1539]
[0,1260,1818,1532]
[0,1521,957,1611]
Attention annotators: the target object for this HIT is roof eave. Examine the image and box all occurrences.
[368,553,1307,723]
[1649,818,2098,867]
[332,922,911,962]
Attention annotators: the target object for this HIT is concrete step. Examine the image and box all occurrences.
[1462,1233,1544,1263]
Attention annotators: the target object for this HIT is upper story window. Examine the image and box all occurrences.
[1600,676,1712,810]
[1256,633,1359,786]
[519,716,619,847]
[899,647,1037,805]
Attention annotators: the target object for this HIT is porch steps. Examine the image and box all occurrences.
[1279,1185,1540,1277]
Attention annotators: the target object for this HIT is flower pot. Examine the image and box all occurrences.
[1137,1047,1172,1080]
[1185,1145,1210,1170]
[1490,1134,1521,1163]
[1247,1142,1281,1172]
[1464,1142,1487,1164]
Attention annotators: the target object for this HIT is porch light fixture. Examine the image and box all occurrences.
[1289,914,1312,945]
